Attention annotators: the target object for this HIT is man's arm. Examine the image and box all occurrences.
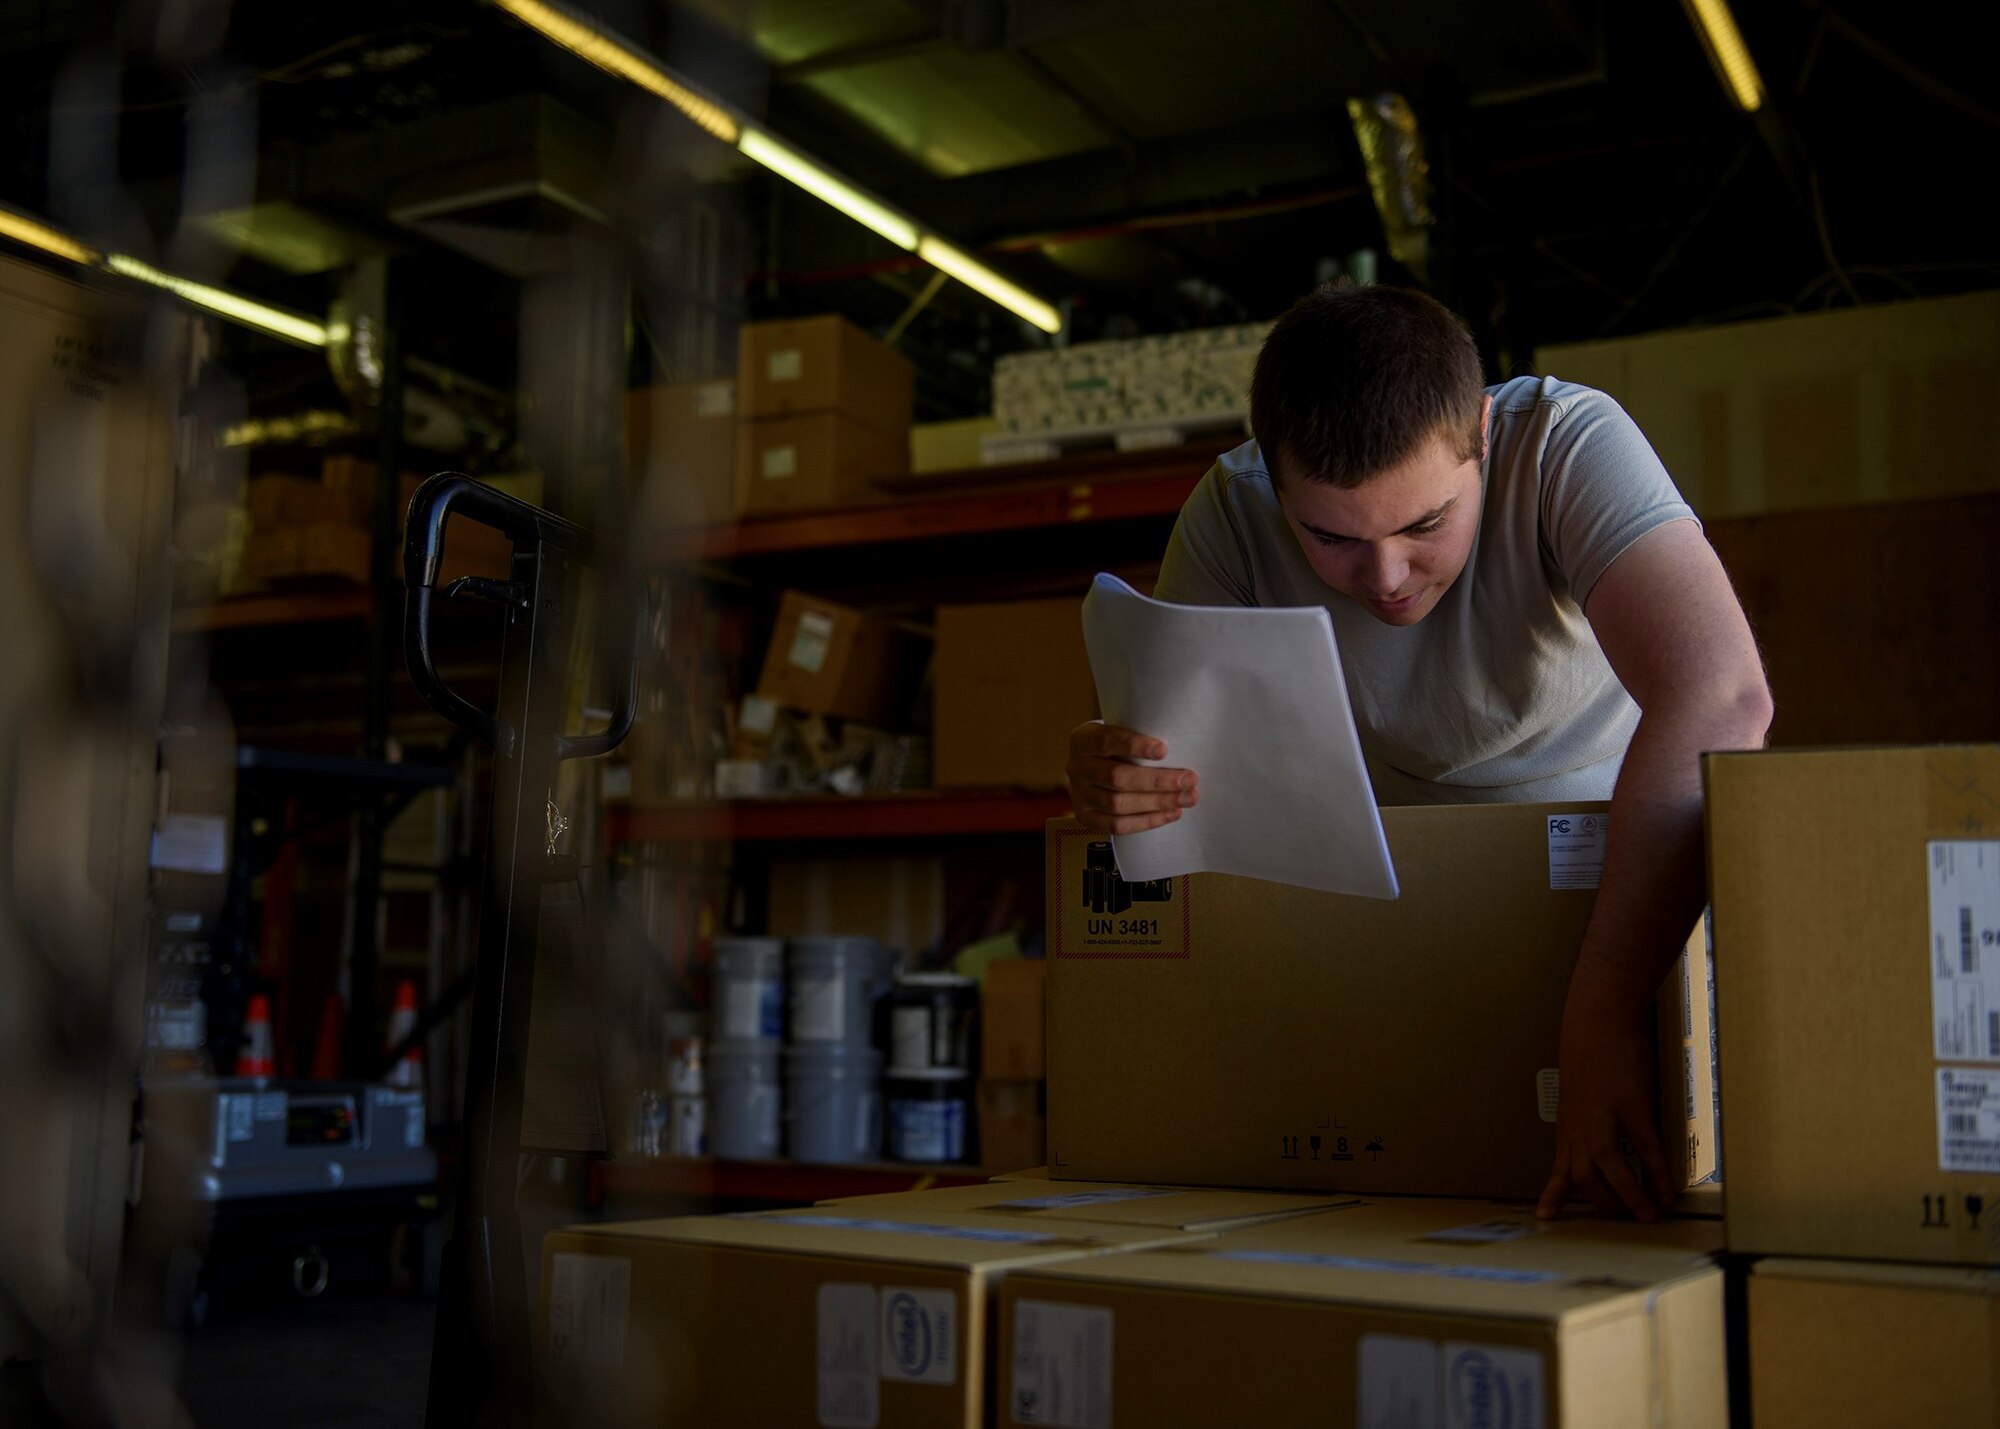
[1537,518,1772,1220]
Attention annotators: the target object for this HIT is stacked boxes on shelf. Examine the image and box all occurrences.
[736,314,913,518]
[1706,745,2000,1428]
[987,322,1269,455]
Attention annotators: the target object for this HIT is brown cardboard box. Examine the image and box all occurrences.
[756,591,931,727]
[319,454,381,523]
[739,313,914,433]
[626,379,737,528]
[824,1176,1346,1233]
[246,472,371,530]
[1707,745,2000,1265]
[981,959,1047,1080]
[238,522,371,585]
[766,855,947,960]
[978,1081,1046,1177]
[1748,1258,2000,1428]
[538,1205,1209,1429]
[933,599,1095,790]
[1044,805,1717,1200]
[737,410,908,517]
[996,1198,1727,1429]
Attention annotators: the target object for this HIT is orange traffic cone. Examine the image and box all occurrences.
[384,980,423,1090]
[236,993,275,1079]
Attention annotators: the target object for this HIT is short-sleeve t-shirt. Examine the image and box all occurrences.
[1153,374,1697,805]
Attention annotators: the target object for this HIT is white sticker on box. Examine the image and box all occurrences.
[788,611,836,674]
[1928,841,2000,1061]
[762,444,799,480]
[1937,1067,2000,1173]
[1358,1334,1440,1429]
[740,694,780,736]
[1011,1300,1112,1429]
[150,813,228,874]
[768,348,804,382]
[1444,1344,1545,1429]
[694,380,734,417]
[1536,1068,1560,1124]
[547,1253,630,1370]
[1546,812,1608,890]
[880,1287,956,1385]
[817,1283,879,1428]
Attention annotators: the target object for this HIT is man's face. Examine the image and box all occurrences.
[1274,403,1489,628]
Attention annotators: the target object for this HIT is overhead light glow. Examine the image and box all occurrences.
[492,0,739,142]
[738,128,920,251]
[917,236,1063,335]
[103,254,329,347]
[0,204,99,265]
[1680,0,1765,112]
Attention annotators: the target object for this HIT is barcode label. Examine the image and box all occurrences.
[1928,843,2000,1062]
[1937,1067,2000,1173]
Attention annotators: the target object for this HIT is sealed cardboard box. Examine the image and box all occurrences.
[982,958,1047,1080]
[997,1196,1726,1429]
[538,1206,1209,1429]
[238,522,371,585]
[756,591,931,727]
[739,313,914,433]
[910,416,1000,475]
[626,379,736,528]
[738,410,908,517]
[1044,805,1717,1200]
[934,600,1095,790]
[1708,745,2000,1264]
[824,1177,1347,1232]
[1749,1257,2000,1429]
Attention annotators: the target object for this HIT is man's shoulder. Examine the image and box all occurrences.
[1487,374,1621,428]
[1213,435,1273,485]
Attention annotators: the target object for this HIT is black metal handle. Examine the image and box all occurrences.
[402,471,634,761]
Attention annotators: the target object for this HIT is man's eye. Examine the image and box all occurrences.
[1409,520,1445,537]
[1311,531,1351,547]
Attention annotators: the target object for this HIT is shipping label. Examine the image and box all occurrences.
[1937,1067,2000,1174]
[816,1283,879,1428]
[1049,828,1190,959]
[1545,813,1608,890]
[879,1287,957,1386]
[547,1253,631,1370]
[1358,1334,1440,1429]
[1928,841,2000,1062]
[788,610,836,672]
[1011,1300,1112,1429]
[1443,1343,1545,1429]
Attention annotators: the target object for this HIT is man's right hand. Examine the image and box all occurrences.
[1064,721,1198,834]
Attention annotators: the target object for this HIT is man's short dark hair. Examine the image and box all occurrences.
[1249,283,1485,488]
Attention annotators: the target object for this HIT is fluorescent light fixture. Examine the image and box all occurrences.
[738,128,919,251]
[1680,0,1765,112]
[492,0,738,142]
[103,253,328,347]
[918,236,1063,335]
[490,0,1062,333]
[0,203,99,265]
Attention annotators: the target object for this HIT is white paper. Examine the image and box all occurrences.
[547,1253,631,1370]
[1928,841,2000,1061]
[1937,1067,2000,1173]
[1011,1300,1112,1429]
[1443,1344,1544,1429]
[880,1287,957,1385]
[817,1283,879,1428]
[1358,1334,1440,1429]
[1081,574,1397,899]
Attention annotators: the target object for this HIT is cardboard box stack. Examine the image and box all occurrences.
[737,315,913,518]
[237,456,375,586]
[979,958,1048,1173]
[626,378,737,530]
[932,599,1096,790]
[1707,745,2000,1423]
[988,322,1269,450]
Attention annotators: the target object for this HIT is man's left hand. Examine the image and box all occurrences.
[1536,990,1672,1222]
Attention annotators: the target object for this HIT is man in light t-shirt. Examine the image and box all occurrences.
[1063,283,1771,1223]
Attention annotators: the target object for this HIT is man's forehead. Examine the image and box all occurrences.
[1279,463,1471,539]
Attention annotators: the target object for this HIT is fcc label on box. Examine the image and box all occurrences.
[1928,841,2000,1062]
[1937,1067,2000,1174]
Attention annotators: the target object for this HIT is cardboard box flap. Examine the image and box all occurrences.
[1014,1201,1721,1328]
[562,1208,1204,1270]
[820,1181,1353,1231]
